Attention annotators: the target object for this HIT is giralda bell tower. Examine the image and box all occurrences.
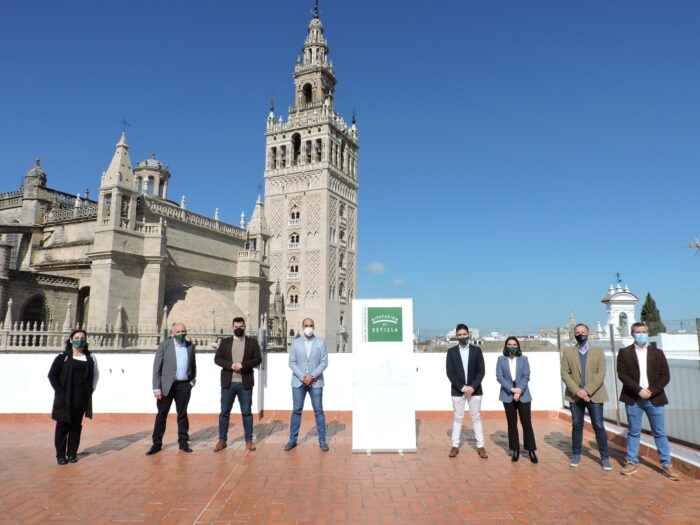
[263,2,359,352]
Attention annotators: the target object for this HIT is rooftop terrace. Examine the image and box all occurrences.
[1,411,697,524]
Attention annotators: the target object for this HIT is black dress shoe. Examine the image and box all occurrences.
[528,450,538,464]
[511,449,520,462]
[68,456,78,463]
[179,444,193,453]
[57,457,68,465]
[146,444,162,456]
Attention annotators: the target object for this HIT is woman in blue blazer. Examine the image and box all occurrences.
[496,337,538,463]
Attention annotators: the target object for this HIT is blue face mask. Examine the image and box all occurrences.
[634,333,649,345]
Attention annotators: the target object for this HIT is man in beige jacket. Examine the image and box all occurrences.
[560,323,611,470]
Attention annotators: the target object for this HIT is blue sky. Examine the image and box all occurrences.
[2,1,698,335]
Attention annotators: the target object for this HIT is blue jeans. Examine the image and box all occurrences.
[219,382,253,442]
[289,385,326,444]
[570,399,608,458]
[625,398,671,466]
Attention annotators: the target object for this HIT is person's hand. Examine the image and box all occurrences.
[511,387,523,395]
[513,393,520,402]
[303,374,314,385]
[583,395,591,402]
[639,388,652,399]
[463,386,475,396]
[232,363,243,372]
[154,391,163,400]
[576,389,588,400]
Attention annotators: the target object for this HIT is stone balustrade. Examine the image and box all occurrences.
[0,321,226,352]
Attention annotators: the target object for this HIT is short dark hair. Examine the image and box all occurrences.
[630,322,648,333]
[232,317,245,325]
[574,323,589,332]
[455,323,469,333]
[502,336,522,357]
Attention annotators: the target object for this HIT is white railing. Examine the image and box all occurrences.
[602,353,700,447]
[140,197,247,240]
[46,203,98,223]
[340,216,347,226]
[286,304,299,310]
[238,250,261,260]
[288,242,300,250]
[287,272,299,279]
[288,218,301,226]
[0,322,226,352]
[340,239,347,248]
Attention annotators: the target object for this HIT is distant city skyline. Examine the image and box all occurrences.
[2,1,698,334]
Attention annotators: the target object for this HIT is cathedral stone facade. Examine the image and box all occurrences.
[264,8,358,351]
[0,4,357,352]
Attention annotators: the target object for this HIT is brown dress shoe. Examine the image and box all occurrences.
[449,447,459,457]
[662,465,680,481]
[477,447,488,459]
[245,441,256,451]
[213,440,227,452]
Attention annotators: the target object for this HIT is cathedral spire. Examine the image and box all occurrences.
[101,132,134,188]
[314,0,319,19]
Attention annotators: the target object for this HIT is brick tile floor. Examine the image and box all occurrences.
[0,412,698,524]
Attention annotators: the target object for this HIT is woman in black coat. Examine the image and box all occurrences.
[48,329,99,464]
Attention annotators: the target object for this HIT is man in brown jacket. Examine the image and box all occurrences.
[214,317,262,452]
[560,323,611,470]
[617,322,679,480]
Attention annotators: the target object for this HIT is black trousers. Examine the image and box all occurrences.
[54,407,86,459]
[152,381,192,446]
[503,400,537,452]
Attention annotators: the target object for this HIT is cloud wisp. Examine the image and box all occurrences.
[364,261,388,274]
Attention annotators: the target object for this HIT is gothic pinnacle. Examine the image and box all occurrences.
[314,0,319,19]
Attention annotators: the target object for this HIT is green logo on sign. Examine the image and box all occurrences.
[367,307,403,342]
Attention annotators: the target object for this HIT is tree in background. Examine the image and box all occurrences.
[641,293,667,335]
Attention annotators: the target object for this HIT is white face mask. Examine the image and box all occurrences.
[303,327,314,337]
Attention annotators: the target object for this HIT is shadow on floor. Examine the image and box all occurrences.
[80,430,150,456]
[443,427,479,452]
[302,420,346,442]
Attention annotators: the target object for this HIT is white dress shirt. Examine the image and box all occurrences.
[508,356,517,382]
[458,345,469,388]
[634,344,649,390]
[174,342,189,380]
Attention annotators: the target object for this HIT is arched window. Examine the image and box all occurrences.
[339,282,345,299]
[339,204,346,217]
[289,207,301,225]
[21,295,47,327]
[292,133,301,166]
[339,253,344,268]
[303,83,313,104]
[289,233,300,250]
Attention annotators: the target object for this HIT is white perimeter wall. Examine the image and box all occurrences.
[0,352,564,414]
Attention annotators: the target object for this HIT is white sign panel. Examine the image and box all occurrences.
[351,298,416,453]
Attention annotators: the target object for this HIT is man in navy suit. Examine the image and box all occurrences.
[284,318,329,452]
[446,323,488,458]
[147,322,197,456]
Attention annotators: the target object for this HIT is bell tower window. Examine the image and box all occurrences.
[292,133,301,166]
[303,83,313,103]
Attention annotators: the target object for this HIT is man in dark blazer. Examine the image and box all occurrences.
[445,323,487,458]
[617,322,679,480]
[147,322,197,455]
[213,317,262,452]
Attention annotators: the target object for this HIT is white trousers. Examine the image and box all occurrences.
[451,394,484,448]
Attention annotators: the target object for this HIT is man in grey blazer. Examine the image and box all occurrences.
[284,318,329,451]
[147,322,197,455]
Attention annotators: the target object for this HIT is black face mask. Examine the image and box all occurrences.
[234,328,245,337]
[575,334,588,345]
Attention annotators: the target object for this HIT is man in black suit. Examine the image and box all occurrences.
[147,322,197,456]
[446,323,487,458]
